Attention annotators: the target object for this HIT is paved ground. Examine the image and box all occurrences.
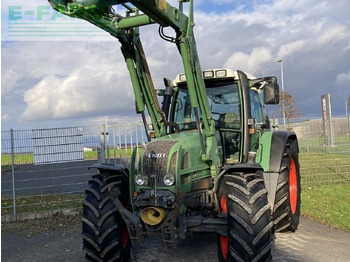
[2,216,350,262]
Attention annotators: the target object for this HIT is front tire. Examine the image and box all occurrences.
[82,173,131,262]
[217,172,273,262]
[273,139,301,232]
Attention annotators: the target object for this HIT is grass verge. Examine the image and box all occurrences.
[1,212,81,236]
[1,194,84,215]
[301,183,350,231]
[1,165,12,174]
[1,148,134,166]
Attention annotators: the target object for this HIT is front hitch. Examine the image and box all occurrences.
[109,187,144,244]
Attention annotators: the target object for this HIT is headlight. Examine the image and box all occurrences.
[216,69,227,77]
[135,174,147,186]
[203,70,214,78]
[163,174,175,186]
[179,74,186,82]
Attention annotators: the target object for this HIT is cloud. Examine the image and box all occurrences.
[2,0,350,130]
[21,63,134,121]
[277,25,350,59]
[336,70,350,86]
[1,69,20,94]
[277,40,306,60]
[224,47,273,75]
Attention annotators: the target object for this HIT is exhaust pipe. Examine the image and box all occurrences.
[141,207,166,226]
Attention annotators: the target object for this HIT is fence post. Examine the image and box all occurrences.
[10,129,17,221]
[136,125,139,156]
[348,115,350,143]
[272,118,279,130]
[119,131,122,162]
[306,121,310,152]
[100,125,105,163]
[105,121,110,164]
[113,129,117,165]
[124,131,127,159]
[141,124,144,147]
[130,129,133,157]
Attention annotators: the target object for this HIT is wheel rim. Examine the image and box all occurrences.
[220,195,228,259]
[289,159,298,214]
[121,229,129,248]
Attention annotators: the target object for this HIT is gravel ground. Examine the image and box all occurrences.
[2,215,350,262]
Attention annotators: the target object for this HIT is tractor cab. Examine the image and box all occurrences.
[170,68,276,164]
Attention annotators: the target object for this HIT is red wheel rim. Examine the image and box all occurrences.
[220,236,228,260]
[121,229,129,248]
[220,195,227,213]
[220,195,228,259]
[289,159,298,214]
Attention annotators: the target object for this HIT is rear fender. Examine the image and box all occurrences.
[263,131,298,212]
[269,131,298,172]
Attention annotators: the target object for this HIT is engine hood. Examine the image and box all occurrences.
[136,130,210,188]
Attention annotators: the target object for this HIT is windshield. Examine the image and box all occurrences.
[173,82,241,130]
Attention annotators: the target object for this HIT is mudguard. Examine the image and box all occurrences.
[222,163,263,174]
[89,163,129,175]
[269,130,298,172]
[261,130,298,210]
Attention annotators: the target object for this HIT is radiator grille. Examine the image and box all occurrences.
[142,140,177,186]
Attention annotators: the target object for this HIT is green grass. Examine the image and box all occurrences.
[299,152,350,184]
[298,134,350,154]
[299,152,350,231]
[1,194,84,215]
[1,165,12,173]
[301,184,350,231]
[1,153,33,166]
[1,148,135,166]
[84,148,134,160]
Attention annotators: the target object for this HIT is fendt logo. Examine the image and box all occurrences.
[148,153,167,159]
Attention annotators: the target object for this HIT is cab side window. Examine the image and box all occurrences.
[250,90,264,125]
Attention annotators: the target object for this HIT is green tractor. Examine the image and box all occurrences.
[49,0,301,261]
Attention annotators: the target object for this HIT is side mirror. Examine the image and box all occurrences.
[264,83,279,104]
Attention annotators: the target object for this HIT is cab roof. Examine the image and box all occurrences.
[173,69,256,86]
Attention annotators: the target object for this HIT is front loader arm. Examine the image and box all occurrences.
[49,0,167,136]
[48,0,219,172]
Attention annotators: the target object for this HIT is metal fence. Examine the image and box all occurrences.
[1,118,350,221]
[99,122,145,167]
[278,116,350,154]
[1,123,145,221]
[277,116,350,185]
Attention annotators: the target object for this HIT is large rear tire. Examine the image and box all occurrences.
[217,172,273,262]
[273,139,301,232]
[82,173,131,262]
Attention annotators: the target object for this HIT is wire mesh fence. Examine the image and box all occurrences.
[1,126,100,221]
[99,122,145,168]
[277,116,350,185]
[1,118,350,221]
[1,123,146,221]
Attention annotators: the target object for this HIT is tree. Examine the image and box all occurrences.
[275,91,302,129]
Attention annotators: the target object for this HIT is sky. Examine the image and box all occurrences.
[1,0,350,130]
